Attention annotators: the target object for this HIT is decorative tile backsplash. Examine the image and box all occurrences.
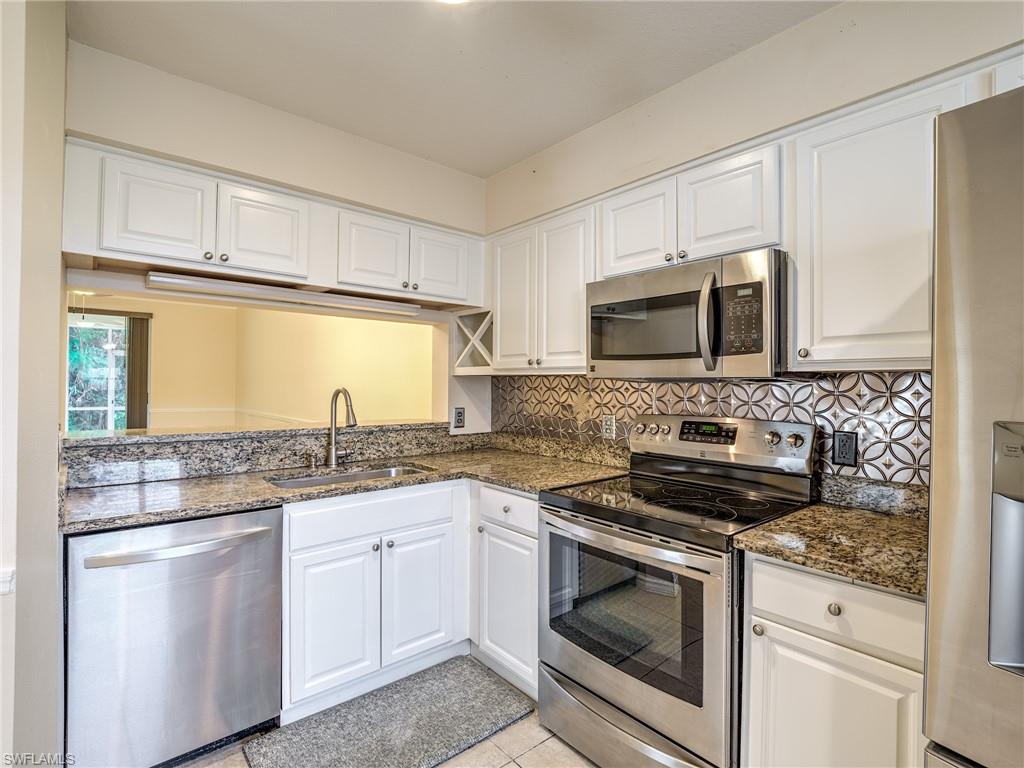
[492,372,931,485]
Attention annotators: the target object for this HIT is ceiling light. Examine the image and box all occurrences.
[438,0,467,5]
[144,272,422,317]
[69,290,96,297]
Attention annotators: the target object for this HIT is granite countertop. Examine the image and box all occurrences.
[734,502,929,597]
[61,448,626,534]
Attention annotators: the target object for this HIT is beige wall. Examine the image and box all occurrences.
[65,41,487,234]
[13,0,64,755]
[81,296,240,429]
[485,1,1024,231]
[234,307,435,425]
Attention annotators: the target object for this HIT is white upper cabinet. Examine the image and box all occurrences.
[791,82,966,370]
[100,155,217,263]
[409,226,470,301]
[288,536,382,703]
[380,522,454,667]
[217,183,309,277]
[746,618,924,768]
[337,210,411,292]
[598,178,677,278]
[536,208,594,370]
[492,227,537,369]
[676,145,781,260]
[994,54,1024,94]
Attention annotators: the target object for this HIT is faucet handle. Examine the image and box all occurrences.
[307,452,321,470]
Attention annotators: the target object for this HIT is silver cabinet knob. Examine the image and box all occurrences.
[677,250,688,260]
[372,543,380,552]
[535,358,542,366]
[402,281,409,288]
[764,430,781,446]
[412,283,419,290]
[664,253,674,262]
[386,540,395,549]
[798,347,810,358]
[752,624,765,636]
[527,359,534,366]
[827,602,843,616]
[203,251,214,261]
[787,433,806,448]
[477,525,484,533]
[502,505,511,513]
[219,253,229,263]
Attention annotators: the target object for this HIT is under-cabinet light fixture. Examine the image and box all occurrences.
[144,272,422,317]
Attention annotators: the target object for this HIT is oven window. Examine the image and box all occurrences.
[548,532,703,707]
[590,290,717,360]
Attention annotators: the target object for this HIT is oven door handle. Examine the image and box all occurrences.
[697,270,716,372]
[542,508,723,577]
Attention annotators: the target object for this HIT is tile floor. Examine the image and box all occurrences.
[183,712,595,768]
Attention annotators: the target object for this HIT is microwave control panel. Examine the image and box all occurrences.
[723,282,764,355]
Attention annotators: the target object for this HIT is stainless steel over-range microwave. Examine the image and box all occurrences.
[586,248,786,379]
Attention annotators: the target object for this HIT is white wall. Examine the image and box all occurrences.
[0,0,26,756]
[13,0,64,755]
[485,1,1024,231]
[65,41,487,234]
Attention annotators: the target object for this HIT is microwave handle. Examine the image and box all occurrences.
[697,271,716,372]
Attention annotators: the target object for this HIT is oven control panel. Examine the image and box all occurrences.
[723,282,764,356]
[630,414,816,475]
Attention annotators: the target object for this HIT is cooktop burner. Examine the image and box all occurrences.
[539,473,808,551]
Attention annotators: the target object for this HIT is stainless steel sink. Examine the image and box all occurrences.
[269,466,427,489]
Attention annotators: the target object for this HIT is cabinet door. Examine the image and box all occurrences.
[381,522,454,666]
[792,83,965,369]
[492,228,536,369]
[994,55,1024,94]
[288,537,381,703]
[598,178,677,278]
[100,155,217,262]
[337,210,410,291]
[536,208,594,371]
[478,521,538,689]
[409,227,470,301]
[677,146,780,260]
[747,618,924,768]
[216,183,309,277]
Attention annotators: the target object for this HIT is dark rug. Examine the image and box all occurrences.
[244,656,533,768]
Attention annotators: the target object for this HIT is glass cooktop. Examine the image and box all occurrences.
[539,474,807,552]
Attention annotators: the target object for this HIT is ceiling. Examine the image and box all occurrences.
[67,1,834,178]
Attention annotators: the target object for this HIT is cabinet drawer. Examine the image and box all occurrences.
[289,485,454,552]
[479,485,538,537]
[751,559,925,665]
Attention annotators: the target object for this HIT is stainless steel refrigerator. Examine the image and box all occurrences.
[925,87,1024,767]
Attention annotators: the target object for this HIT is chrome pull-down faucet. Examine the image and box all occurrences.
[327,387,357,468]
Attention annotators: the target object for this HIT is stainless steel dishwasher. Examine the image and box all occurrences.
[66,507,282,768]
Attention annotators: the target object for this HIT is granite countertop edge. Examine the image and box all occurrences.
[734,502,929,598]
[60,449,628,535]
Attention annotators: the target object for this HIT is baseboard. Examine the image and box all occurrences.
[281,640,471,725]
[471,642,538,701]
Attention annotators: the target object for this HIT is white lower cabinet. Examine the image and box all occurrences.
[381,522,454,665]
[288,536,382,701]
[744,558,926,768]
[283,483,467,720]
[477,520,538,691]
[746,619,923,768]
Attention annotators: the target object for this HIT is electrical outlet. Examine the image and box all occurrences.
[832,431,858,467]
[452,407,465,429]
[601,415,616,440]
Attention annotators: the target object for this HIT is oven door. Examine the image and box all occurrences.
[587,258,723,379]
[539,508,729,768]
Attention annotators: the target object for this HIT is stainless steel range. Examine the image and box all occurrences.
[537,414,816,768]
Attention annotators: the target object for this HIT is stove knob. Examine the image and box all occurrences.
[635,424,646,434]
[764,430,781,446]
[787,432,805,448]
[659,424,672,435]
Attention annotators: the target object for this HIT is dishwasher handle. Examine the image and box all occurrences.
[84,526,273,569]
